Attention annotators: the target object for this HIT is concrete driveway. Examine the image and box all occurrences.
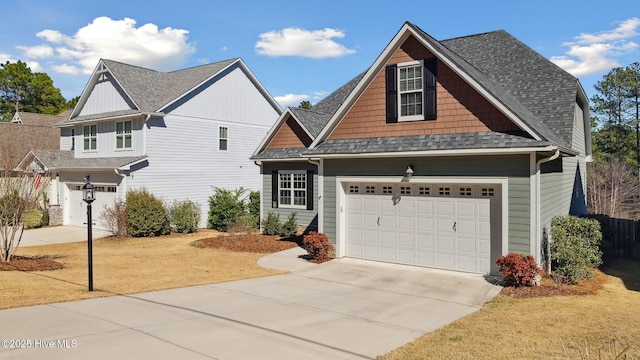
[19,226,112,247]
[0,253,500,360]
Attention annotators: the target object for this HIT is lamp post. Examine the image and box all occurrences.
[82,176,95,291]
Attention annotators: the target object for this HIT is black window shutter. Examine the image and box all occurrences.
[306,169,314,210]
[385,64,398,123]
[271,170,278,208]
[424,58,437,120]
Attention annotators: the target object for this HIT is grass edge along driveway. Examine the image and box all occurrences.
[0,229,285,310]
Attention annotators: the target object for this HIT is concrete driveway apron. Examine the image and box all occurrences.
[19,226,111,247]
[0,256,501,360]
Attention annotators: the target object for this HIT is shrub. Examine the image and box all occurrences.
[496,253,543,287]
[41,207,49,227]
[550,215,603,284]
[100,199,129,237]
[126,189,170,237]
[248,191,260,228]
[302,232,333,262]
[0,192,23,226]
[208,187,247,231]
[168,199,200,234]
[23,208,43,229]
[228,214,258,234]
[281,212,298,237]
[261,211,282,235]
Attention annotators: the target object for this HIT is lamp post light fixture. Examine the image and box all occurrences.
[82,176,95,291]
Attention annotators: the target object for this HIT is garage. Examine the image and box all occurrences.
[345,183,500,274]
[66,183,118,230]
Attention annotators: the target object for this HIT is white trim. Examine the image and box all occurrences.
[252,109,313,158]
[277,170,308,209]
[334,176,509,264]
[397,59,425,123]
[115,120,133,150]
[310,146,559,159]
[529,152,537,260]
[318,159,324,232]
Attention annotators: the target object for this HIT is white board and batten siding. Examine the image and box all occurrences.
[79,73,133,116]
[168,64,279,128]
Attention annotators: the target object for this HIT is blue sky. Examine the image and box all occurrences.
[1,1,639,108]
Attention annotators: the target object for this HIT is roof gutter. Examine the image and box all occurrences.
[54,111,164,128]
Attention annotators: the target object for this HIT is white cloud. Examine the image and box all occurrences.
[17,44,54,58]
[53,64,81,74]
[256,27,356,58]
[0,54,42,72]
[551,17,640,76]
[24,16,195,75]
[275,93,309,108]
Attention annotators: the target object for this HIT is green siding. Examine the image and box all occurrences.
[540,156,578,237]
[261,162,318,231]
[572,102,586,155]
[323,155,531,250]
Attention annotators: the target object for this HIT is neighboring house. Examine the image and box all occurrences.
[252,22,591,275]
[18,58,281,230]
[0,111,69,170]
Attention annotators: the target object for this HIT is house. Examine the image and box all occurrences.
[0,111,69,170]
[252,22,591,275]
[18,58,281,230]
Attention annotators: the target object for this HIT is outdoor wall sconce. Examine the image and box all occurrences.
[405,165,414,180]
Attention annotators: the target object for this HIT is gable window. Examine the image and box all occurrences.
[271,170,314,210]
[83,125,97,151]
[116,120,132,149]
[219,127,228,151]
[386,58,437,123]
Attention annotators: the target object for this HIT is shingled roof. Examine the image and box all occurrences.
[18,149,147,171]
[60,58,243,125]
[255,22,583,160]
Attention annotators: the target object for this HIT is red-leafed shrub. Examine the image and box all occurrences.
[496,253,543,287]
[302,232,333,263]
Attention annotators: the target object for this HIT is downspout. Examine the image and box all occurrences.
[254,161,263,233]
[307,158,322,233]
[114,168,126,201]
[535,149,560,274]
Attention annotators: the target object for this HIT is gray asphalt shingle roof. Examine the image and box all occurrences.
[102,58,237,112]
[60,58,238,125]
[305,132,552,155]
[27,149,147,170]
[255,23,584,160]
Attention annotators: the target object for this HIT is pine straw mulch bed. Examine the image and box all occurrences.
[0,255,64,271]
[191,233,303,253]
[498,269,608,298]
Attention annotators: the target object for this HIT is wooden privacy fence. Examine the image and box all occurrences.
[586,214,639,258]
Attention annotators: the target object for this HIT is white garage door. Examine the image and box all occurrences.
[67,184,118,230]
[346,183,497,274]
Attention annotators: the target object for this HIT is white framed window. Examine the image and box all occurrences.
[219,127,228,151]
[418,186,430,196]
[481,187,495,197]
[400,186,412,195]
[278,171,306,208]
[398,60,424,121]
[116,120,132,149]
[83,125,97,151]
[382,185,393,194]
[349,185,360,193]
[365,185,376,194]
[438,187,451,196]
